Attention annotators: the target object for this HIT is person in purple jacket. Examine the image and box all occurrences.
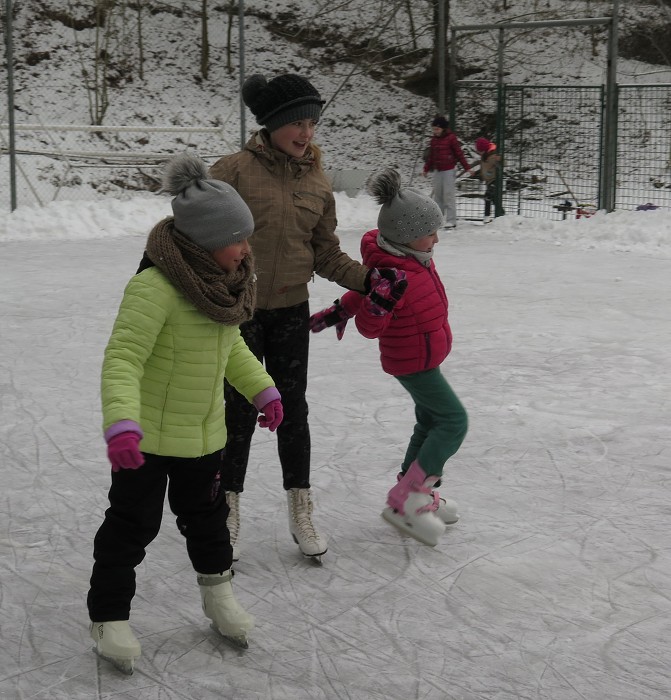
[422,115,471,229]
[309,168,468,546]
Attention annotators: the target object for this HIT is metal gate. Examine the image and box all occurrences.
[452,82,671,221]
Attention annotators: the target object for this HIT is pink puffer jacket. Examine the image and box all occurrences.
[343,229,452,377]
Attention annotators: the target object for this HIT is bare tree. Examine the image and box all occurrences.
[73,0,115,125]
[200,0,210,80]
[226,0,235,73]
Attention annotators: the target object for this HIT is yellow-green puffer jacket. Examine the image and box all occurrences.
[101,267,275,458]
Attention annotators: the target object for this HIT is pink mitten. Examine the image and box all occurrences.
[107,432,145,472]
[309,291,363,340]
[364,268,408,316]
[257,399,284,432]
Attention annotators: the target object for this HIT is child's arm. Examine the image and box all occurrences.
[101,272,173,470]
[224,332,284,431]
[355,268,408,338]
[309,268,407,340]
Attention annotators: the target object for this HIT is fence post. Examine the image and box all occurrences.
[494,28,505,218]
[600,5,619,212]
[4,0,17,211]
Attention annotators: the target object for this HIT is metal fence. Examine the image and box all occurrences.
[3,83,671,216]
[452,82,671,221]
[0,123,238,208]
[616,85,671,211]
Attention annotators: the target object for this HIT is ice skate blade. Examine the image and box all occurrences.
[381,507,444,546]
[291,534,327,561]
[303,553,323,565]
[93,646,137,675]
[210,622,249,649]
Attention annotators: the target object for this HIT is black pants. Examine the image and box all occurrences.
[222,302,311,493]
[87,450,230,621]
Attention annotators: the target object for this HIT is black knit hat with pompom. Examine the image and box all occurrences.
[242,73,324,132]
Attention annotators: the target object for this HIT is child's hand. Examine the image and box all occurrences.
[107,432,145,472]
[257,399,283,432]
[365,268,408,316]
[309,299,352,340]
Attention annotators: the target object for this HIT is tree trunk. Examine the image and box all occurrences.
[201,0,209,80]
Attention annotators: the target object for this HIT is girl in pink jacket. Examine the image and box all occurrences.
[310,169,468,546]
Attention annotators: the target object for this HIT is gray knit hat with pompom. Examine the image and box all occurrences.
[163,153,254,252]
[367,168,443,244]
[242,73,324,133]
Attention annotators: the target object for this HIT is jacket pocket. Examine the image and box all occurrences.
[293,191,324,230]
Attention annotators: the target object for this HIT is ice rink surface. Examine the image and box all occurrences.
[1,207,670,699]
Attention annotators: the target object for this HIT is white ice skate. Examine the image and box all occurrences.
[382,462,446,546]
[90,620,141,675]
[197,570,254,649]
[225,491,241,562]
[396,472,459,525]
[287,488,328,563]
[435,494,459,525]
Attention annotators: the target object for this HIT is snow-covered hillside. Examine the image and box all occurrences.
[1,0,669,208]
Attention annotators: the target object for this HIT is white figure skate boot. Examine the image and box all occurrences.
[197,570,254,648]
[225,491,241,562]
[287,488,328,562]
[90,620,141,675]
[435,495,459,524]
[395,472,459,525]
[382,461,446,546]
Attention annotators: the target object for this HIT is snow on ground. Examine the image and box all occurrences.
[1,198,670,699]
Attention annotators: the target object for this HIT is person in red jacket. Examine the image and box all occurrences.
[422,115,471,229]
[309,168,468,546]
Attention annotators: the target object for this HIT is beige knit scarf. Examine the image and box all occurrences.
[145,218,256,325]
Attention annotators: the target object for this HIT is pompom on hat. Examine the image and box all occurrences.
[242,73,325,133]
[367,168,443,245]
[431,115,449,129]
[162,153,254,252]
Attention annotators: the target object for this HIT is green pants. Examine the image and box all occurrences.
[396,368,468,478]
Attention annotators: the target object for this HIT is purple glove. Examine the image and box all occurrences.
[257,399,284,432]
[309,300,353,340]
[107,432,145,472]
[365,268,408,316]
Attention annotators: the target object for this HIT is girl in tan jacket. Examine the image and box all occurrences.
[210,73,380,563]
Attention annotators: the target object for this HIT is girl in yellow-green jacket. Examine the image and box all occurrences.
[88,154,281,674]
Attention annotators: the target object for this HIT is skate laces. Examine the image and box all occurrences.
[290,490,318,539]
[225,492,240,541]
[416,491,440,514]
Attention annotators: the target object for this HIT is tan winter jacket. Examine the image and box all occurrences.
[209,131,369,310]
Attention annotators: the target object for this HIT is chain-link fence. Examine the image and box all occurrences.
[616,85,671,211]
[452,82,671,221]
